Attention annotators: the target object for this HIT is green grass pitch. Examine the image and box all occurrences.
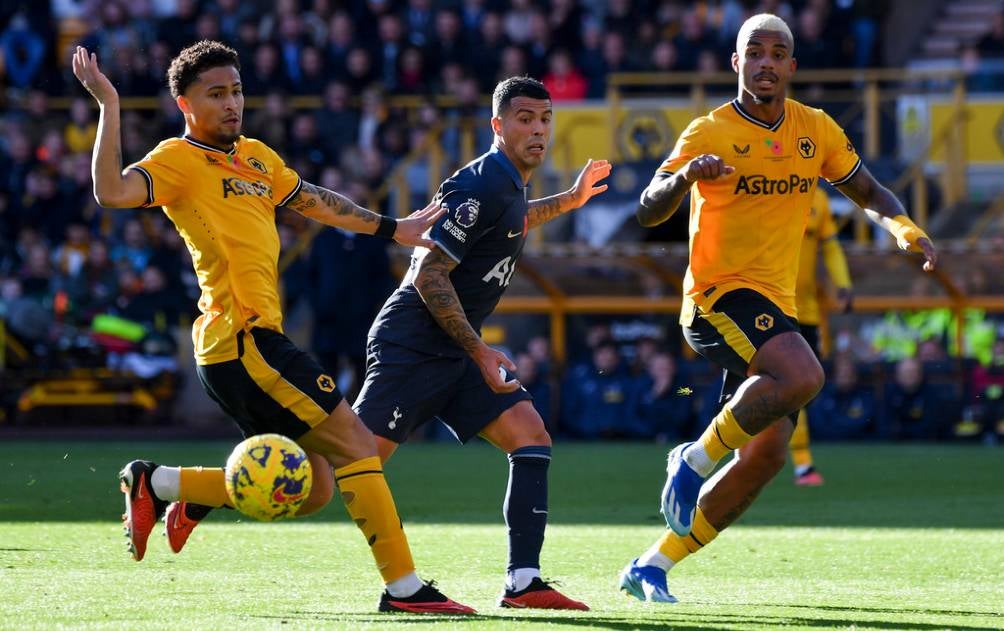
[1,440,1002,630]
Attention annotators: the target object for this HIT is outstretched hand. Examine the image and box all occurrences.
[393,200,447,249]
[568,159,612,208]
[71,46,118,105]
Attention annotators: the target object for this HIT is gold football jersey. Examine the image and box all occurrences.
[129,135,301,364]
[658,98,860,324]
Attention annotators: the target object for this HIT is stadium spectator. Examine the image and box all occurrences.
[307,227,393,399]
[325,10,356,76]
[632,352,693,442]
[63,238,118,322]
[118,265,180,329]
[881,357,954,440]
[503,0,536,45]
[966,338,1004,441]
[561,340,637,439]
[517,351,552,427]
[110,218,152,274]
[469,12,507,93]
[809,355,878,440]
[0,13,47,90]
[542,49,588,102]
[429,9,464,73]
[316,81,359,153]
[293,45,330,95]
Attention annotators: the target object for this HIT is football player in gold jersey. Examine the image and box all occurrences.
[789,187,854,486]
[73,41,474,614]
[620,14,937,603]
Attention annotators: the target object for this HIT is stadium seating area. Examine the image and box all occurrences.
[1,1,1003,443]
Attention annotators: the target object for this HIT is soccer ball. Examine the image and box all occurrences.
[224,433,312,522]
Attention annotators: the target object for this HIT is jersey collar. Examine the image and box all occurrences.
[731,99,785,132]
[488,144,527,190]
[184,134,239,155]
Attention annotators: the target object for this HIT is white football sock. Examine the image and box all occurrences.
[682,443,716,478]
[637,549,675,572]
[507,567,541,592]
[150,466,180,501]
[386,572,423,598]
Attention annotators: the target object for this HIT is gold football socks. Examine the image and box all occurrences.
[334,456,415,584]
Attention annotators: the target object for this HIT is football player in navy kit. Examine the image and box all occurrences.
[354,77,611,610]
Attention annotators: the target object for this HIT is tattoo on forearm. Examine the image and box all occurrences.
[286,182,378,225]
[527,193,568,229]
[415,249,482,353]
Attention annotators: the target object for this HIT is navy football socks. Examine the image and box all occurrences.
[504,445,552,573]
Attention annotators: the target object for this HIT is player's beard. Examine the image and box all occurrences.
[214,127,241,146]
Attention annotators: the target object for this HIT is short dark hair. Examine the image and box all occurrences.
[492,76,550,116]
[167,40,240,98]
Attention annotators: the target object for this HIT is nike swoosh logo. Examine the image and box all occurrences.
[531,507,548,514]
[273,488,306,504]
[507,230,522,238]
[136,473,145,499]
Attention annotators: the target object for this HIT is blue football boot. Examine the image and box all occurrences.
[618,558,677,603]
[660,442,704,536]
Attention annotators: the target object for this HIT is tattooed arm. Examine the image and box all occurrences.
[413,248,481,353]
[527,158,611,229]
[414,248,518,392]
[284,181,383,233]
[284,182,444,247]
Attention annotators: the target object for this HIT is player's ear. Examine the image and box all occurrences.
[731,52,740,73]
[490,115,502,136]
[176,95,191,114]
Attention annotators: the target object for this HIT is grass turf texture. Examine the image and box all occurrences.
[1,441,1001,630]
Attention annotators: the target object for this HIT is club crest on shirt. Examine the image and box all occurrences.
[247,157,268,174]
[454,198,480,228]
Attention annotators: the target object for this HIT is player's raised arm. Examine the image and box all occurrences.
[637,154,735,227]
[527,159,611,229]
[284,182,445,248]
[413,248,519,394]
[71,46,150,208]
[835,164,937,272]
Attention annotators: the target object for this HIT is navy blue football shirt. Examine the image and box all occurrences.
[369,145,529,357]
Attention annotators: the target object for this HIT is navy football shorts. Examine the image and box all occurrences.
[353,338,533,444]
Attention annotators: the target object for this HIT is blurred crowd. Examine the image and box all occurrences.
[499,322,1004,446]
[1,1,1002,441]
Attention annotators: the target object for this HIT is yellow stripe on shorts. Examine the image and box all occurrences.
[239,332,329,428]
[703,311,757,363]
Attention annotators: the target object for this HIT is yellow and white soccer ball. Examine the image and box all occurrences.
[224,433,312,522]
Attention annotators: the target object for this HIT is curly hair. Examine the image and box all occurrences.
[167,40,240,98]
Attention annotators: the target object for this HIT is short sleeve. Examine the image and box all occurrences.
[262,146,302,207]
[429,184,499,263]
[815,189,839,241]
[657,117,707,175]
[820,112,861,185]
[126,141,187,208]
